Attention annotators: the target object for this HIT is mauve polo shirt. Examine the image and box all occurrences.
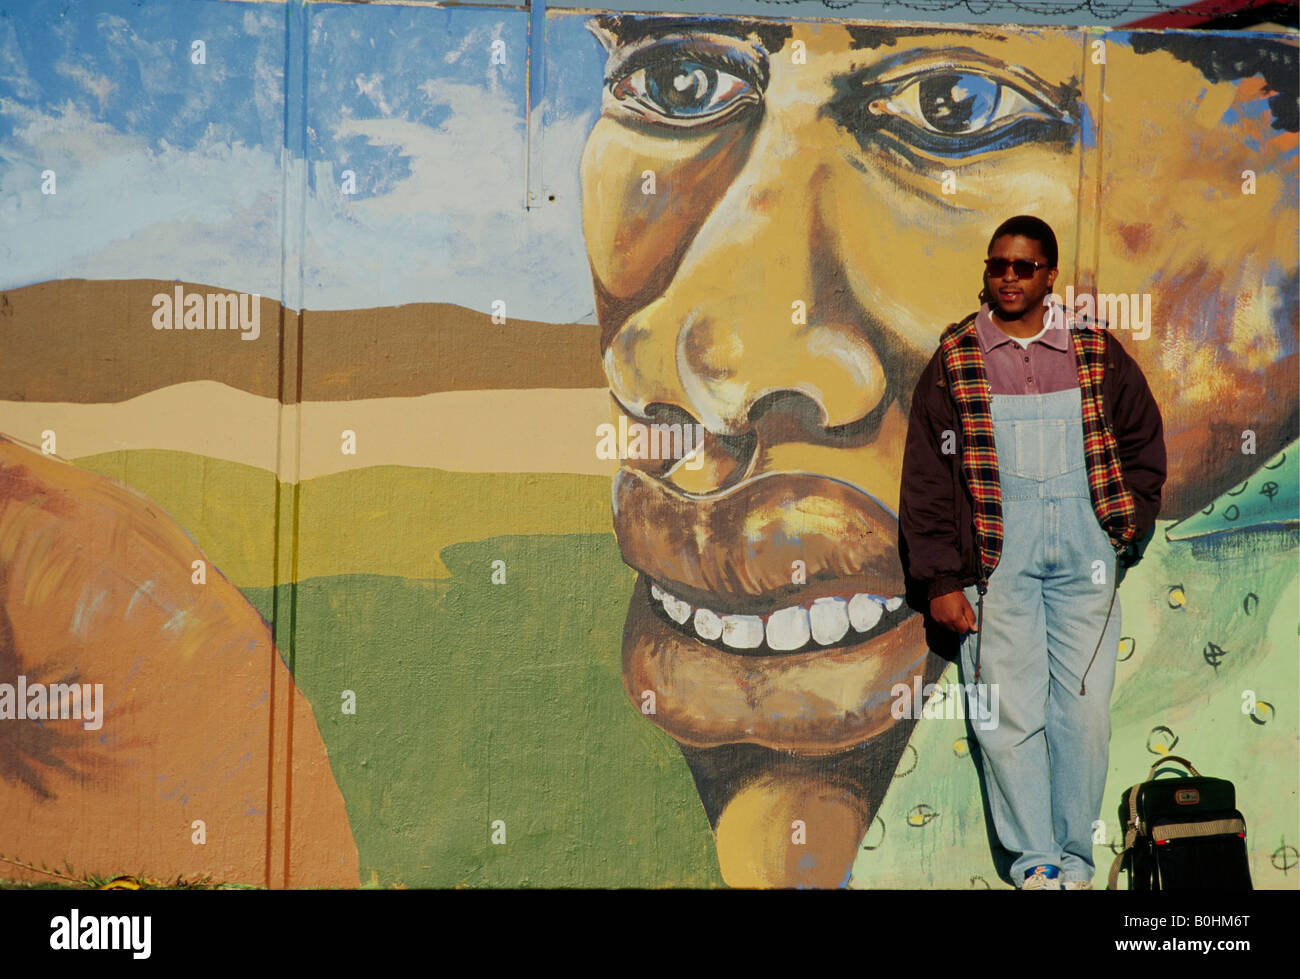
[975,301,1079,395]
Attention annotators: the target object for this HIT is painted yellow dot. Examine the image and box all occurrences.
[906,805,939,827]
[100,876,142,890]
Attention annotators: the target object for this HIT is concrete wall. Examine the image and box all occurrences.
[0,0,1295,888]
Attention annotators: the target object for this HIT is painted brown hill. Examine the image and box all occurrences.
[0,279,604,404]
[0,434,359,886]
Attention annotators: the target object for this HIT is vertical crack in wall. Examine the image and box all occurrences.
[268,0,310,890]
[526,0,547,210]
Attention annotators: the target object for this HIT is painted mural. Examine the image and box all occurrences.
[0,0,1295,889]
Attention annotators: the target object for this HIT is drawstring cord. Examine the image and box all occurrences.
[972,550,1120,694]
[1079,550,1122,695]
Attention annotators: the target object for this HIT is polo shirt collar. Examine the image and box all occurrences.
[975,301,1070,353]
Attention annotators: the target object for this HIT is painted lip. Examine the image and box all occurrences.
[612,466,929,752]
[612,467,907,607]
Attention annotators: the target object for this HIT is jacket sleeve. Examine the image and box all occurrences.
[899,352,966,601]
[1107,335,1167,544]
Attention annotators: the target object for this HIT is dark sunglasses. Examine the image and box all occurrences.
[984,258,1050,278]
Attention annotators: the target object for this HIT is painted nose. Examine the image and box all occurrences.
[600,121,884,437]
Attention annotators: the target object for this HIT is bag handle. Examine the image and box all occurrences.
[1107,756,1203,889]
[1144,755,1201,780]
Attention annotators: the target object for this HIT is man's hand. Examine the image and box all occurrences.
[930,590,977,634]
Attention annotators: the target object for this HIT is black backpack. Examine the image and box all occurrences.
[1107,756,1252,890]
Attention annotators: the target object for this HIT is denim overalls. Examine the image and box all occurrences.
[958,385,1122,886]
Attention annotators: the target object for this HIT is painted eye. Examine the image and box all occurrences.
[612,59,756,121]
[867,69,1071,156]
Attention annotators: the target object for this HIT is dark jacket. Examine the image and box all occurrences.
[899,323,1167,604]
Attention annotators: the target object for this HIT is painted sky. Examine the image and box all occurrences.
[1,1,1292,322]
[0,0,607,323]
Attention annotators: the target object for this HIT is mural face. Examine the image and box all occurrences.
[581,16,1297,885]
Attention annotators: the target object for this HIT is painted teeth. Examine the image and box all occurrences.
[692,607,723,641]
[848,593,884,632]
[662,594,691,625]
[721,614,764,650]
[809,597,850,645]
[650,581,906,652]
[766,606,810,651]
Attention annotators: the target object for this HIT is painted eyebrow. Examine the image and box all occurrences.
[589,15,963,52]
[590,15,789,52]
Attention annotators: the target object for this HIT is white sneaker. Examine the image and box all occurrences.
[1020,865,1062,890]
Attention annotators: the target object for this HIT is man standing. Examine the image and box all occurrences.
[899,215,1167,889]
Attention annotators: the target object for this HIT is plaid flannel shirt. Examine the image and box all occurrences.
[900,305,1166,602]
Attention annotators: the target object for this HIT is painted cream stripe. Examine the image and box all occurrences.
[0,380,619,480]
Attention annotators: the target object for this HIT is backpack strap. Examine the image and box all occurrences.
[1107,785,1144,890]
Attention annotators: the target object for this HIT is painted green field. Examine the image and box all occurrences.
[242,535,726,888]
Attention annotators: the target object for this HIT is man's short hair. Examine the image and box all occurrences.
[987,215,1059,270]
